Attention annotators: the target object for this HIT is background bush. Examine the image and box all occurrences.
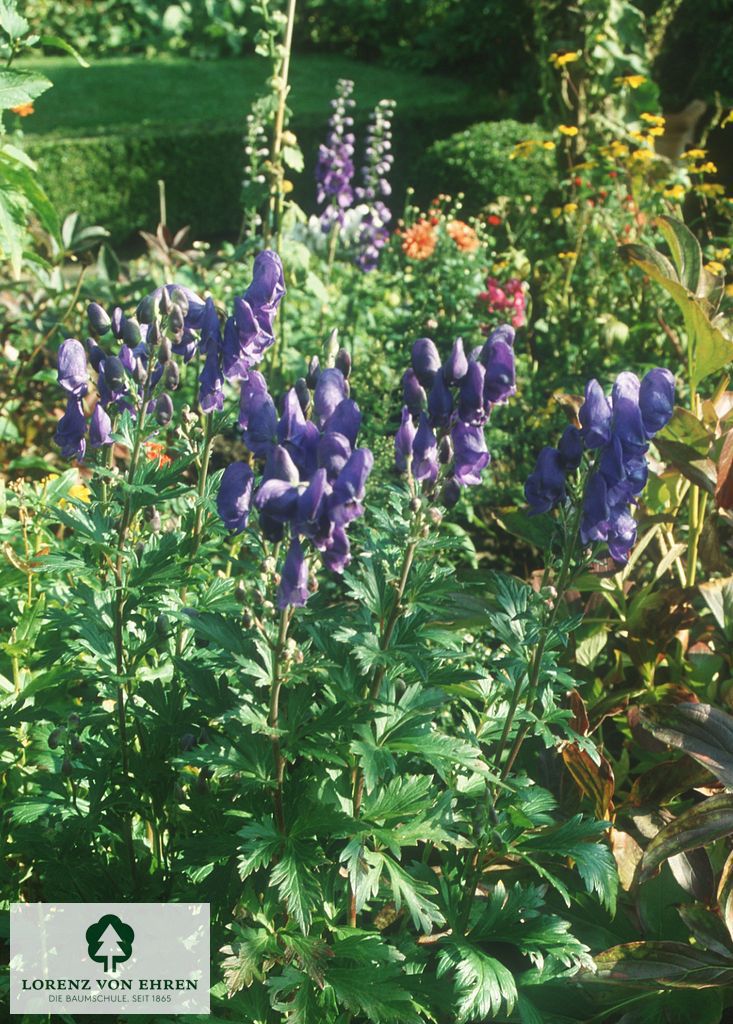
[417,119,557,211]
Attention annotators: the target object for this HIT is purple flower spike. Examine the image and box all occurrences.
[412,338,441,387]
[54,396,87,461]
[482,338,516,405]
[607,509,637,563]
[329,448,374,526]
[612,372,647,450]
[580,472,610,545]
[243,250,286,334]
[402,369,426,416]
[323,524,351,573]
[199,346,224,413]
[89,404,113,448]
[452,422,490,486]
[238,372,269,429]
[579,380,612,449]
[244,392,278,458]
[316,79,356,232]
[296,468,332,547]
[558,425,583,472]
[313,368,348,426]
[395,406,417,472]
[428,373,454,426]
[318,431,352,481]
[217,462,255,533]
[278,388,307,444]
[323,399,362,446]
[262,445,300,485]
[57,339,89,397]
[639,368,675,437]
[525,447,566,514]
[278,537,309,609]
[458,361,487,424]
[411,412,439,485]
[443,338,468,385]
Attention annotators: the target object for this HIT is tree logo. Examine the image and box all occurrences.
[85,914,135,973]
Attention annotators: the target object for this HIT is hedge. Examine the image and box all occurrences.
[26,104,497,243]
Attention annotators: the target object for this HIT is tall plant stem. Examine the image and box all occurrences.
[269,0,297,250]
[269,606,293,835]
[112,404,148,884]
[349,520,421,926]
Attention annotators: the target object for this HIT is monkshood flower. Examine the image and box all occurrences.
[394,325,516,505]
[316,79,356,232]
[525,368,675,563]
[355,98,395,272]
[217,363,373,609]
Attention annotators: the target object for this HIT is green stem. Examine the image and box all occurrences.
[269,606,292,835]
[349,514,421,926]
[176,412,215,657]
[269,0,297,248]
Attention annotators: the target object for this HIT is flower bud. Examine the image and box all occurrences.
[146,319,161,346]
[170,288,190,317]
[180,733,197,752]
[103,355,126,391]
[306,356,320,389]
[87,302,111,336]
[158,337,172,364]
[410,497,422,513]
[235,583,247,603]
[438,435,453,464]
[136,292,159,324]
[67,713,80,729]
[61,756,72,776]
[121,317,142,347]
[156,613,171,637]
[428,507,443,526]
[133,361,148,386]
[335,347,352,379]
[164,360,180,390]
[134,542,145,560]
[70,735,83,755]
[159,289,172,315]
[155,393,174,426]
[169,303,184,333]
[442,478,461,508]
[295,377,310,414]
[48,728,62,750]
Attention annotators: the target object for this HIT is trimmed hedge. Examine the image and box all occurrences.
[416,119,557,212]
[27,107,492,243]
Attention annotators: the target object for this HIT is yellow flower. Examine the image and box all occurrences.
[726,283,733,297]
[557,251,577,260]
[722,111,733,128]
[629,129,647,142]
[663,184,685,200]
[715,247,731,260]
[68,483,91,504]
[696,183,725,197]
[551,206,562,218]
[608,140,629,158]
[683,148,707,160]
[631,147,654,163]
[510,139,537,160]
[706,261,726,276]
[647,126,665,137]
[282,180,294,194]
[615,74,646,89]
[541,140,556,150]
[641,113,665,127]
[549,51,580,68]
[695,161,718,174]
[558,124,579,137]
[563,202,578,214]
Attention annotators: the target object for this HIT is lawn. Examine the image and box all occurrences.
[19,53,496,138]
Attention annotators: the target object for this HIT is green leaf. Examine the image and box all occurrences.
[594,941,733,988]
[220,927,274,994]
[639,794,733,883]
[0,1,29,40]
[381,856,444,933]
[39,34,90,67]
[269,846,321,934]
[437,940,517,1021]
[718,850,733,945]
[639,702,733,788]
[656,215,702,295]
[0,69,51,109]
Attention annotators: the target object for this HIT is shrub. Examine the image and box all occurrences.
[418,119,557,211]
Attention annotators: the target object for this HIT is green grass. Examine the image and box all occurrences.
[19,53,497,138]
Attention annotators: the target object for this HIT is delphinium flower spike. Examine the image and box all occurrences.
[355,98,395,271]
[315,79,356,234]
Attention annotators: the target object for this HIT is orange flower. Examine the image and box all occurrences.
[145,442,172,466]
[447,219,480,252]
[401,220,437,260]
[11,103,34,117]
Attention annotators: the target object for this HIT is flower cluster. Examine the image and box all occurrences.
[400,219,437,260]
[447,219,479,253]
[525,368,675,562]
[354,98,395,271]
[315,79,356,233]
[478,276,527,328]
[53,251,285,463]
[217,360,373,608]
[395,326,516,506]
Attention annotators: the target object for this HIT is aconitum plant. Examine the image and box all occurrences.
[525,368,675,562]
[396,325,516,505]
[216,359,373,608]
[354,98,395,271]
